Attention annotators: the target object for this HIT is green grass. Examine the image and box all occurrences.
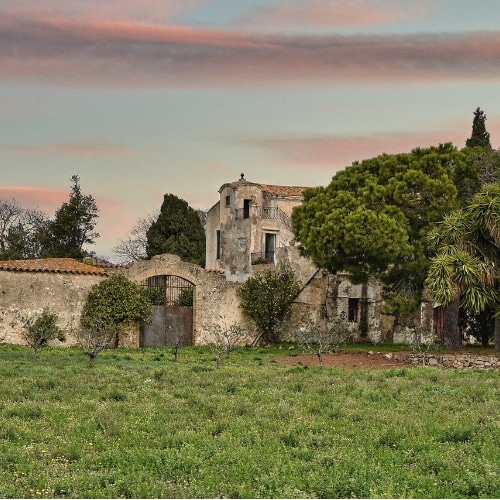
[1,344,500,498]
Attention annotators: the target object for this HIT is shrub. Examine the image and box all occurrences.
[23,309,65,359]
[237,262,301,344]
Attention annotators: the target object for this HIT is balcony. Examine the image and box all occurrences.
[251,251,275,265]
[234,206,292,231]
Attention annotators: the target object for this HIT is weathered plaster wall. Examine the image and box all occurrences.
[205,201,221,270]
[0,252,438,349]
[220,218,253,281]
[0,270,104,346]
[124,254,253,345]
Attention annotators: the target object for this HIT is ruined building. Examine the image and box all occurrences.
[0,175,435,348]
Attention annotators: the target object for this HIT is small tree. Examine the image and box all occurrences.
[466,107,492,149]
[23,309,65,360]
[81,273,152,351]
[403,326,440,365]
[44,175,99,259]
[202,319,250,368]
[294,318,351,368]
[238,262,301,344]
[77,323,115,367]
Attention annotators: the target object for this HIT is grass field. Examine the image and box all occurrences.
[1,344,500,498]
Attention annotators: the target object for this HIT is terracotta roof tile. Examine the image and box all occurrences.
[0,258,107,275]
[259,184,309,197]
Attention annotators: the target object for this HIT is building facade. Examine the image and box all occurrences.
[206,174,307,281]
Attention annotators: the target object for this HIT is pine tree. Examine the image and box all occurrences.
[44,175,99,259]
[466,107,492,149]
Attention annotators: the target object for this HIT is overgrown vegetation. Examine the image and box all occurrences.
[237,261,301,344]
[80,274,152,357]
[294,318,352,367]
[1,344,500,498]
[22,309,65,360]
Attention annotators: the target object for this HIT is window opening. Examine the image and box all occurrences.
[243,199,251,219]
[216,230,221,259]
[265,233,276,262]
[348,298,359,323]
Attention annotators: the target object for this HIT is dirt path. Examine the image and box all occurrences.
[273,350,415,369]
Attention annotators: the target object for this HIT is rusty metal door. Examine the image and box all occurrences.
[140,275,194,347]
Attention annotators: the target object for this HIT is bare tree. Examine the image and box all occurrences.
[112,211,159,263]
[77,323,114,367]
[0,198,49,259]
[202,319,251,368]
[294,318,351,368]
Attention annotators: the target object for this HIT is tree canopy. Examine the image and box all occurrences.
[44,175,99,259]
[426,183,500,349]
[292,143,473,315]
[0,199,49,260]
[466,107,492,149]
[146,194,206,266]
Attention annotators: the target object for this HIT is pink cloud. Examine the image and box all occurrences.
[1,15,500,89]
[252,129,476,170]
[245,0,431,30]
[0,0,203,25]
[0,185,137,259]
[0,142,136,157]
[0,187,67,214]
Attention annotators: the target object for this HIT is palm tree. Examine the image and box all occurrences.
[426,184,500,350]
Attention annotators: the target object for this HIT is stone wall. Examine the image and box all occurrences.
[124,254,253,346]
[406,352,500,370]
[0,269,104,346]
[0,252,439,349]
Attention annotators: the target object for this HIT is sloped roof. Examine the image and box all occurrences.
[220,178,310,197]
[0,258,107,275]
[259,184,309,197]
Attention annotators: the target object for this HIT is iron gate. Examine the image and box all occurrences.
[140,275,194,347]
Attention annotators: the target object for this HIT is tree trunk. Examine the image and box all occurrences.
[495,312,500,351]
[478,310,490,347]
[443,297,462,349]
[316,351,323,368]
[88,352,97,368]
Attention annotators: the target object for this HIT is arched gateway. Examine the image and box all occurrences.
[123,254,205,347]
[140,274,194,347]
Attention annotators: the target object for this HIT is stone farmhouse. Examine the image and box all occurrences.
[0,175,436,348]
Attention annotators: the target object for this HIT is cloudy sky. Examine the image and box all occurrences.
[2,0,500,261]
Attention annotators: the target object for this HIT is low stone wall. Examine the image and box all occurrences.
[392,352,500,370]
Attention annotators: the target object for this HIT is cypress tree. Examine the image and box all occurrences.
[466,107,492,149]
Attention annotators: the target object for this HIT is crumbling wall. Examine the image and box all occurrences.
[124,254,253,346]
[0,270,104,346]
[0,252,438,349]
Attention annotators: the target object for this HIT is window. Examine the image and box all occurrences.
[216,230,221,259]
[225,195,231,207]
[265,233,276,262]
[243,199,251,219]
[348,298,359,323]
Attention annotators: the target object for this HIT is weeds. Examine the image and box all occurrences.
[0,344,500,498]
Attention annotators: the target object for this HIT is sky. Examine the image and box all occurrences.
[2,0,500,262]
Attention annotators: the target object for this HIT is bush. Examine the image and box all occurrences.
[237,262,301,344]
[23,309,65,359]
